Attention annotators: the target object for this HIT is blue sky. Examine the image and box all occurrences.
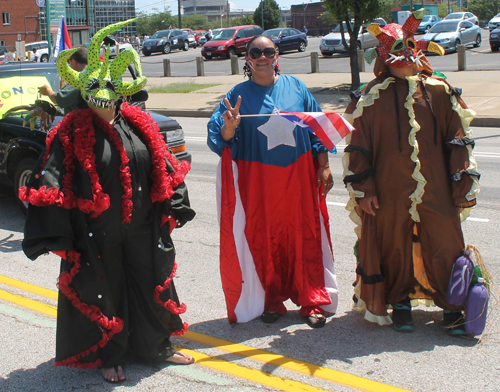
[135,0,305,14]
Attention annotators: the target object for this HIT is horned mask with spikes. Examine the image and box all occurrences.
[364,9,445,68]
[56,18,147,110]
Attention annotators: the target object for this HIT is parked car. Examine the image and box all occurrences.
[193,30,208,46]
[319,18,387,56]
[488,12,500,30]
[0,62,191,213]
[0,45,8,63]
[421,20,481,52]
[99,41,134,58]
[490,27,500,51]
[416,15,441,34]
[142,29,190,55]
[263,28,307,53]
[25,41,49,62]
[201,25,264,59]
[443,12,479,25]
[188,33,197,48]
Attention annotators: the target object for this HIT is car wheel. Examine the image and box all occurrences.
[163,44,171,54]
[474,34,481,47]
[276,45,282,54]
[14,157,37,215]
[143,50,151,56]
[425,25,430,33]
[298,41,306,52]
[227,47,236,58]
[40,54,48,62]
[492,45,499,52]
[454,39,461,52]
[183,41,189,51]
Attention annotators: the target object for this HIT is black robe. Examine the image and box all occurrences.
[22,103,195,368]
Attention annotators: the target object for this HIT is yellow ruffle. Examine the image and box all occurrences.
[423,77,480,203]
[352,284,393,326]
[406,75,427,222]
[342,79,395,235]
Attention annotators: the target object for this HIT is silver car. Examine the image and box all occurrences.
[320,18,386,56]
[421,20,482,52]
[488,12,500,30]
[443,12,479,25]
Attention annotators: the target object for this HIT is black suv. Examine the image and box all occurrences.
[0,62,191,213]
[142,29,190,55]
[490,27,500,52]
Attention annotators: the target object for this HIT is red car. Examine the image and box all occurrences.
[201,25,264,59]
[193,30,208,46]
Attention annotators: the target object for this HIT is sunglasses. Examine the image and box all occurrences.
[248,47,276,60]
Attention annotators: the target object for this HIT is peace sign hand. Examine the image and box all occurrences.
[221,95,242,141]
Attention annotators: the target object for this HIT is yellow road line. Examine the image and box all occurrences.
[183,331,410,392]
[0,288,57,317]
[0,278,411,392]
[174,346,332,392]
[0,275,58,300]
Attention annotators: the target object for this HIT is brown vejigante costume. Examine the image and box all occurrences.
[343,58,479,325]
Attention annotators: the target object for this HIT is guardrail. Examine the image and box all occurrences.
[158,48,477,77]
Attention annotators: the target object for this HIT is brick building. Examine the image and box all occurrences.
[290,2,334,37]
[0,0,41,51]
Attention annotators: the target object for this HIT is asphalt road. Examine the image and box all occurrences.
[0,116,498,391]
[139,31,499,78]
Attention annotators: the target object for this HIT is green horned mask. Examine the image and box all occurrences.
[56,18,147,110]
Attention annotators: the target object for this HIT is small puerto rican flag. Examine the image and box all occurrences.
[50,17,72,63]
[279,110,354,152]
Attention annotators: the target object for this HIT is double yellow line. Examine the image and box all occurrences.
[0,274,410,392]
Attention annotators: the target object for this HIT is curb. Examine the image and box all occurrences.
[152,109,500,127]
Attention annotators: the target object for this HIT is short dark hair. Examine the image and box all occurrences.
[68,45,87,65]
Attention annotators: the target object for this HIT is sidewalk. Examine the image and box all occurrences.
[138,70,500,127]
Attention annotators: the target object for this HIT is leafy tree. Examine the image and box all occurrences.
[136,11,175,35]
[254,0,281,30]
[467,0,500,22]
[322,0,380,90]
[231,15,255,27]
[181,14,210,31]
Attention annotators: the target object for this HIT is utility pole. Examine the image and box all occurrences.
[45,0,51,56]
[261,0,264,30]
[178,0,181,28]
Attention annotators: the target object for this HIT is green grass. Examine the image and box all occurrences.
[147,82,221,94]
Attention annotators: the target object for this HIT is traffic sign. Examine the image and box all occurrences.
[36,0,45,7]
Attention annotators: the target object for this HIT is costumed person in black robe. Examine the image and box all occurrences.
[21,19,196,382]
[343,9,479,334]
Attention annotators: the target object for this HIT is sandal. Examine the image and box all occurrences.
[165,351,195,365]
[102,366,126,383]
[391,298,414,332]
[304,313,326,328]
[261,310,281,324]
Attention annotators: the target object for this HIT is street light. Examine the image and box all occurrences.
[221,14,224,28]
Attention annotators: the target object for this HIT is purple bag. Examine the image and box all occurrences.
[446,251,474,306]
[465,278,489,335]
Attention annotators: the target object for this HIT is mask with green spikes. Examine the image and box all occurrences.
[56,18,147,110]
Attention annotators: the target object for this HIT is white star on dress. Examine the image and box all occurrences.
[257,115,297,150]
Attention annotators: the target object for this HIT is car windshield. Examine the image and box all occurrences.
[213,30,235,40]
[421,16,431,22]
[445,13,463,20]
[152,31,171,39]
[0,65,61,118]
[333,22,355,32]
[263,30,281,39]
[429,21,459,33]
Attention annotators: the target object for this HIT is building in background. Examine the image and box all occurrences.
[291,2,332,36]
[181,0,228,24]
[1,0,136,53]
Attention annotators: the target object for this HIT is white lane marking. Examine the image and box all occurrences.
[466,217,489,222]
[326,201,347,207]
[186,136,208,141]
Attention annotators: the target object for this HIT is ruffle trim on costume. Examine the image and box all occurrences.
[406,75,427,223]
[153,261,187,315]
[22,104,190,220]
[423,77,479,203]
[352,296,393,326]
[54,250,124,369]
[171,322,189,336]
[120,103,191,203]
[18,186,65,206]
[343,77,395,125]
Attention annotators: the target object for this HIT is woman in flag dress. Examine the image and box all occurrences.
[207,35,338,328]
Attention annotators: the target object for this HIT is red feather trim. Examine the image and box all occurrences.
[18,186,64,206]
[171,322,189,336]
[54,250,124,369]
[153,260,187,314]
